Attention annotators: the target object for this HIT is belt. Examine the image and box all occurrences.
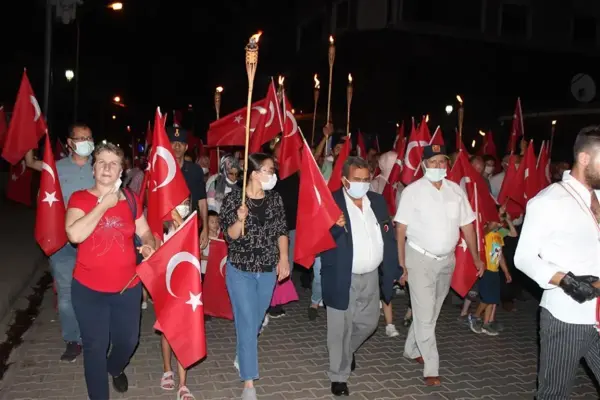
[407,241,450,261]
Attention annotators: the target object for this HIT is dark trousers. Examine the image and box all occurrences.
[538,308,600,399]
[72,279,142,400]
[500,231,521,302]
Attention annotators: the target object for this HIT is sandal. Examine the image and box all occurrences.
[177,385,195,400]
[160,371,175,391]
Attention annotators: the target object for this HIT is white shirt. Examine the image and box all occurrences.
[514,171,600,325]
[343,190,384,274]
[489,171,505,200]
[394,177,476,256]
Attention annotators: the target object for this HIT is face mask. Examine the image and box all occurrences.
[484,166,494,175]
[326,155,334,163]
[202,167,209,175]
[175,204,190,218]
[423,166,447,182]
[74,141,94,157]
[344,178,370,199]
[261,173,278,191]
[226,177,237,185]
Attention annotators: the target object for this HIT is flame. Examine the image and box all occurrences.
[278,75,285,85]
[396,123,399,128]
[250,31,262,43]
[425,114,429,123]
[348,73,353,83]
[479,130,486,136]
[314,74,320,89]
[216,86,223,93]
[329,35,334,44]
[552,120,557,126]
[471,139,476,148]
[456,95,463,104]
[291,108,296,114]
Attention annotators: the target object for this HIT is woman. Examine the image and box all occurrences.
[220,153,290,400]
[65,143,156,400]
[206,154,241,213]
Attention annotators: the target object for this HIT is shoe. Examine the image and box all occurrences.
[482,323,499,336]
[467,314,483,334]
[457,315,469,326]
[308,306,318,321]
[351,355,356,372]
[60,341,81,362]
[331,382,349,396]
[241,387,257,400]
[268,307,286,318]
[318,300,324,307]
[112,372,129,393]
[424,376,441,386]
[385,324,400,337]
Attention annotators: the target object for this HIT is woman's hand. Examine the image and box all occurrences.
[100,187,119,209]
[277,257,290,282]
[400,271,408,286]
[237,204,249,222]
[138,244,155,261]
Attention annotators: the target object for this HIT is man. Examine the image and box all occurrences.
[395,145,484,386]
[25,123,96,362]
[321,156,400,396]
[167,126,208,248]
[514,126,600,399]
[314,123,345,182]
[489,154,521,200]
[469,155,484,174]
[123,155,144,195]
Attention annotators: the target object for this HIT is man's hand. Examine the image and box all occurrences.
[474,258,485,277]
[559,272,599,303]
[504,273,512,283]
[199,228,209,250]
[323,123,333,138]
[336,213,346,227]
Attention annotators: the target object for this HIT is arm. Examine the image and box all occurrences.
[278,235,289,262]
[199,199,208,232]
[24,149,43,172]
[499,251,511,282]
[220,193,245,241]
[505,218,518,237]
[395,223,407,269]
[66,202,111,244]
[313,123,332,158]
[135,215,156,250]
[460,223,480,262]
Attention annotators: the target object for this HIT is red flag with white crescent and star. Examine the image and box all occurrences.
[327,138,351,192]
[6,159,33,206]
[277,92,303,179]
[136,212,206,368]
[400,117,430,185]
[508,97,524,154]
[2,71,48,165]
[202,238,233,320]
[34,132,68,256]
[249,80,283,153]
[146,108,191,238]
[295,139,342,268]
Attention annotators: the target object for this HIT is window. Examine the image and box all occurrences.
[336,0,349,29]
[500,3,529,38]
[573,16,597,45]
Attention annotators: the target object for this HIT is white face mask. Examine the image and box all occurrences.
[261,173,278,191]
[226,177,237,185]
[344,178,370,199]
[325,155,334,163]
[202,167,209,175]
[74,141,94,157]
[484,166,494,175]
[175,204,190,218]
[423,166,447,182]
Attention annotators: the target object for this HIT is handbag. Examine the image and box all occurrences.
[122,188,144,265]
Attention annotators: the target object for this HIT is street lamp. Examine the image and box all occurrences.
[112,115,116,120]
[65,70,74,82]
[113,96,121,103]
[108,2,123,11]
[445,105,453,115]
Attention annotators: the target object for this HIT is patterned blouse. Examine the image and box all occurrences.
[220,187,288,273]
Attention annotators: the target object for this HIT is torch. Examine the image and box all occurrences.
[549,120,557,158]
[277,75,284,103]
[241,31,262,235]
[456,95,464,143]
[311,74,320,146]
[214,86,223,168]
[326,35,335,124]
[346,73,353,137]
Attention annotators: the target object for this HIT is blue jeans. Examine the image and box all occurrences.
[49,244,80,343]
[72,279,141,400]
[311,257,323,306]
[288,229,296,268]
[226,263,276,381]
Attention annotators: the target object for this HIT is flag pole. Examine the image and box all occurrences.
[241,32,261,236]
[214,86,223,169]
[311,74,320,147]
[456,95,464,145]
[346,74,353,138]
[326,36,335,123]
[549,120,556,158]
[474,182,481,254]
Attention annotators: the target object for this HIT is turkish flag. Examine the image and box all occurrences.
[430,126,445,146]
[6,159,33,206]
[497,154,524,219]
[478,130,497,158]
[2,71,47,165]
[295,141,342,268]
[0,106,7,150]
[400,117,431,185]
[202,238,233,320]
[382,157,402,216]
[536,141,551,191]
[54,138,68,160]
[356,131,367,159]
[35,132,68,256]
[146,108,191,238]
[327,138,351,192]
[137,212,206,368]
[522,140,540,201]
[508,97,524,154]
[277,93,303,179]
[249,81,283,153]
[393,121,405,153]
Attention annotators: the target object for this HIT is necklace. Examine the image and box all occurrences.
[247,196,265,208]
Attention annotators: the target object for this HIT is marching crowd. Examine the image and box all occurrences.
[22,120,600,400]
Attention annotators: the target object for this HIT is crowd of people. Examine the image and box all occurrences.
[23,120,600,400]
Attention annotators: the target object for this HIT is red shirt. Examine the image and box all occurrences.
[68,190,142,292]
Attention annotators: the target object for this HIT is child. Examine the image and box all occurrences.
[468,209,517,336]
[159,198,196,400]
[200,210,221,278]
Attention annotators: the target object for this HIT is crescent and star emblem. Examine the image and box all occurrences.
[404,140,429,171]
[40,161,59,207]
[152,146,177,192]
[30,96,41,122]
[313,185,322,206]
[165,251,203,312]
[283,110,298,138]
[11,161,26,181]
[459,176,471,192]
[219,256,227,278]
[249,106,267,133]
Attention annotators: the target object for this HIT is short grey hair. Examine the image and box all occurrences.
[93,142,125,163]
[342,156,369,178]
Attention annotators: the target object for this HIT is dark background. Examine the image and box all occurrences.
[2,0,600,164]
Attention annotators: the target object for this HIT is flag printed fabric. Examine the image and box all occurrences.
[207,99,268,147]
[400,117,431,185]
[295,141,342,268]
[35,133,68,256]
[2,71,47,165]
[356,132,367,159]
[6,160,33,206]
[136,212,206,368]
[278,92,303,179]
[249,81,284,153]
[508,97,524,154]
[327,138,351,192]
[202,238,233,320]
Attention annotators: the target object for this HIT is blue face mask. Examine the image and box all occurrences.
[344,178,370,199]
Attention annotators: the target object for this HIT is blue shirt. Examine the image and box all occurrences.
[57,156,95,205]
